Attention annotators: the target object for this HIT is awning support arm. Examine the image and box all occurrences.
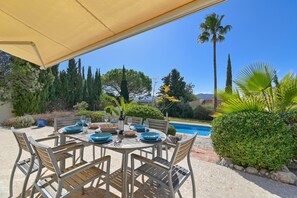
[0,41,45,69]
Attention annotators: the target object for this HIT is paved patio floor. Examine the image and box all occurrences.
[1,126,297,198]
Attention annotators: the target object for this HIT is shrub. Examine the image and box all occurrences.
[125,105,164,121]
[1,111,75,127]
[181,104,194,118]
[168,125,177,136]
[211,111,294,171]
[32,111,75,126]
[76,110,106,122]
[73,101,89,111]
[279,111,297,157]
[14,115,35,128]
[1,117,16,127]
[193,105,213,121]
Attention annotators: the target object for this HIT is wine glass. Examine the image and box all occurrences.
[80,115,86,126]
[86,118,91,128]
[143,120,149,132]
[127,117,132,129]
[103,115,109,124]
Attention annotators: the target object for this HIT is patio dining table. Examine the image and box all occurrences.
[58,124,167,198]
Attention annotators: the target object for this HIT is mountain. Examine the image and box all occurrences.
[196,93,214,99]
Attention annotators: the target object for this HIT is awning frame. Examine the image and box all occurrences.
[0,41,45,68]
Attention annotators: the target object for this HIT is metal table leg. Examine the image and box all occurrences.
[59,133,66,170]
[122,150,129,198]
[156,143,162,157]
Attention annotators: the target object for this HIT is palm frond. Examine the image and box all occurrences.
[218,89,240,101]
[234,63,275,95]
[275,73,297,112]
[218,95,267,114]
[104,105,119,116]
[217,35,225,42]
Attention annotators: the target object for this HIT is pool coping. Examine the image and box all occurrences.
[169,121,211,127]
[169,121,211,137]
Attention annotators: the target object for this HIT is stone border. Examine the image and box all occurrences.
[219,158,297,186]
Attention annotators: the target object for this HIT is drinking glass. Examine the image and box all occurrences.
[86,118,91,128]
[116,127,120,139]
[80,115,86,125]
[103,115,109,124]
[127,117,132,129]
[143,120,148,128]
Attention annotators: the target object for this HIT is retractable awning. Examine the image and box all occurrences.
[0,0,225,69]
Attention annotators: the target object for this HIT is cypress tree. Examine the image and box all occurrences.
[86,66,94,107]
[120,66,129,102]
[66,59,77,107]
[49,65,60,100]
[225,54,232,94]
[76,58,83,102]
[94,69,102,100]
[82,66,87,102]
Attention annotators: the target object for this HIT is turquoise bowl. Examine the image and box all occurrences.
[141,132,160,140]
[90,133,112,142]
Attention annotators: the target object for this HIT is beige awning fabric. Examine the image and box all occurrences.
[0,0,225,69]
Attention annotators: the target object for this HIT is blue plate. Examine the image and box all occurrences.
[140,136,162,142]
[64,126,83,134]
[131,125,147,132]
[141,132,160,140]
[88,136,113,144]
[90,133,112,142]
[76,121,87,127]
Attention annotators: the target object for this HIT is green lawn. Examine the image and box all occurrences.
[167,117,212,125]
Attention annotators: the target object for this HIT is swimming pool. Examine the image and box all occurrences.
[170,122,211,136]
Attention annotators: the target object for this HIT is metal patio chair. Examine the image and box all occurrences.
[131,133,197,198]
[29,137,111,198]
[9,127,82,198]
[140,118,169,159]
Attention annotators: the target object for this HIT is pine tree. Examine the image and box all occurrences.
[120,66,129,102]
[225,54,232,94]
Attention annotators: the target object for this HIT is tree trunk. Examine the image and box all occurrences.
[213,38,218,112]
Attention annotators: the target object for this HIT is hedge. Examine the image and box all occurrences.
[211,111,294,171]
[125,105,164,121]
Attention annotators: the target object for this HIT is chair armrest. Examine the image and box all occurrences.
[60,155,111,179]
[131,154,170,172]
[53,143,84,156]
[162,141,176,148]
[52,142,79,151]
[36,136,59,142]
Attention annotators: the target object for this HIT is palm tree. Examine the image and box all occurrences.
[198,13,232,111]
[218,63,297,114]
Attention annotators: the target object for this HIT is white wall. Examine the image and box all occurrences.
[0,102,14,122]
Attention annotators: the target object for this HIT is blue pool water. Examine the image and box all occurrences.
[170,123,211,136]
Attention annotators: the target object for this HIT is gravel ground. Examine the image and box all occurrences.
[1,126,297,198]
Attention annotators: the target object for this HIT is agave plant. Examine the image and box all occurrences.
[218,63,297,114]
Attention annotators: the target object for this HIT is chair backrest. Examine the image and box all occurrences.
[54,116,81,132]
[124,116,143,125]
[146,118,169,134]
[11,127,34,155]
[28,137,60,174]
[170,133,197,165]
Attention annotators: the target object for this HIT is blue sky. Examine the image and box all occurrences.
[60,0,297,94]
